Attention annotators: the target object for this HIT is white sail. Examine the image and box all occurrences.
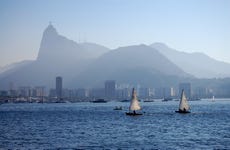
[129,88,141,111]
[179,90,190,111]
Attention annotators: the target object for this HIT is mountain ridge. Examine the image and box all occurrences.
[1,25,230,90]
[69,44,192,88]
[150,42,230,78]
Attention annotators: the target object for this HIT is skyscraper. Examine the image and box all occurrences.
[56,76,62,100]
[105,80,116,99]
[179,83,191,99]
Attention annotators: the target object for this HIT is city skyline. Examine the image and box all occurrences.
[1,0,230,67]
[1,77,228,99]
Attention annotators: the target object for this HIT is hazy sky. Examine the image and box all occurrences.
[1,0,230,67]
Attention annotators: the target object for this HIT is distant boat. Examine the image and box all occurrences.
[143,99,154,102]
[189,97,201,101]
[92,99,107,103]
[175,89,190,113]
[114,106,122,110]
[162,97,173,102]
[194,98,201,101]
[126,88,142,116]
[120,99,129,102]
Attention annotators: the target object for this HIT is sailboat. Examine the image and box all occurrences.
[126,88,142,116]
[175,89,190,113]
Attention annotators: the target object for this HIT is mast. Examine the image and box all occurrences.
[179,89,190,111]
[129,88,141,111]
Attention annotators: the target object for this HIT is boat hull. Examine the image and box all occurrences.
[114,106,122,110]
[91,99,107,103]
[126,112,143,116]
[175,110,190,113]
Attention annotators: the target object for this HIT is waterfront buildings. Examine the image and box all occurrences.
[1,79,230,103]
[33,86,46,98]
[105,80,116,99]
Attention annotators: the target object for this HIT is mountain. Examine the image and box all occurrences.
[151,43,230,78]
[69,44,192,88]
[0,25,109,90]
[0,60,33,75]
[2,24,229,90]
[79,42,110,58]
[37,24,110,63]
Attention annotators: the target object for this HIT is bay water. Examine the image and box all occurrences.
[0,99,230,149]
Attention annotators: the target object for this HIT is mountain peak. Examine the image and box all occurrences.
[37,24,59,60]
[37,24,109,62]
[43,23,58,36]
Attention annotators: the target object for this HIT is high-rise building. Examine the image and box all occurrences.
[193,87,207,98]
[33,86,46,97]
[90,88,105,98]
[105,80,116,99]
[155,87,164,98]
[139,88,153,98]
[170,87,176,97]
[77,88,89,98]
[49,89,56,97]
[9,82,17,97]
[116,88,130,99]
[56,76,62,100]
[179,83,191,99]
[18,86,31,97]
[0,90,8,97]
[163,87,171,98]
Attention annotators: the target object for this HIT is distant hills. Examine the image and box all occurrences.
[70,44,192,88]
[0,25,230,90]
[150,42,230,78]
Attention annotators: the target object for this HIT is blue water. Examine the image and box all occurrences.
[0,100,230,149]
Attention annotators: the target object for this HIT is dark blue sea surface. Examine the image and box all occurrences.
[0,99,230,149]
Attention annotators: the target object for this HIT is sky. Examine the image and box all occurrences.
[1,0,230,67]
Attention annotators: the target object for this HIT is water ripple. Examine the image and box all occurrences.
[0,101,230,149]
